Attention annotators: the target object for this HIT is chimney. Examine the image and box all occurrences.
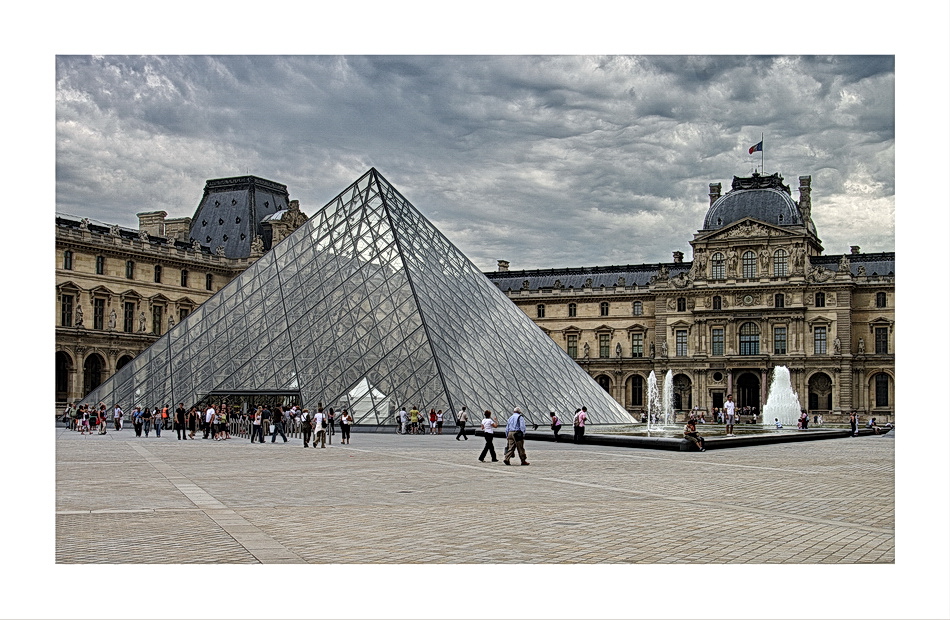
[164,217,192,242]
[497,260,510,272]
[137,211,167,237]
[708,182,722,206]
[798,176,812,222]
[850,245,861,254]
[672,251,684,263]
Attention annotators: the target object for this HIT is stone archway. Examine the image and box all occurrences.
[672,373,692,410]
[116,355,134,371]
[595,374,611,393]
[626,374,645,408]
[83,352,107,396]
[808,372,833,410]
[56,351,73,403]
[735,372,760,410]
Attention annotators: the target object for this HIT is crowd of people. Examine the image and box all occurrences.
[393,406,448,435]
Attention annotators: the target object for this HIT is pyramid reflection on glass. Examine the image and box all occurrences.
[81,169,633,425]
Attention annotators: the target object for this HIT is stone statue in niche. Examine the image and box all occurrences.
[857,337,866,354]
[108,309,117,330]
[75,305,84,327]
[833,336,841,355]
[168,314,176,328]
[661,340,668,357]
[615,342,622,358]
[649,341,656,358]
[726,249,739,275]
[791,245,806,273]
[138,312,147,332]
[759,248,770,271]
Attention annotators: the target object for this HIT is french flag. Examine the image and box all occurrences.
[749,141,763,154]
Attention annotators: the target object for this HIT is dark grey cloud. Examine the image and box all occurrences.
[56,55,895,271]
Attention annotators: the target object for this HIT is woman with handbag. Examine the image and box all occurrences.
[339,409,352,444]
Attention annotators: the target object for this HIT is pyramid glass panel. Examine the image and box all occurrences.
[79,169,633,425]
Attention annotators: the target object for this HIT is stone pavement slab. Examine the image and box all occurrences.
[55,424,895,565]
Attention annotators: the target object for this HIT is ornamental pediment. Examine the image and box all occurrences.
[668,319,691,329]
[697,218,798,242]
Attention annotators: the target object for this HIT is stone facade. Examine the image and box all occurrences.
[485,173,895,422]
[55,176,307,405]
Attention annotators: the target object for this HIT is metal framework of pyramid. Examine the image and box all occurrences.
[80,169,633,425]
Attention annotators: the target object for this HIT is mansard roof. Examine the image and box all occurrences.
[702,173,816,235]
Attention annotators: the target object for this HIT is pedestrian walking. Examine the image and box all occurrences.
[478,411,498,462]
[339,409,353,444]
[187,407,198,439]
[301,408,313,447]
[572,407,588,443]
[550,411,562,441]
[503,407,529,466]
[113,404,124,431]
[250,407,264,443]
[455,406,469,441]
[175,403,187,440]
[270,406,288,443]
[312,408,327,448]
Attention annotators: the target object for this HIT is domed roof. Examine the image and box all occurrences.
[703,174,815,234]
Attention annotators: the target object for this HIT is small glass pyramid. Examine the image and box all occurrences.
[80,169,633,425]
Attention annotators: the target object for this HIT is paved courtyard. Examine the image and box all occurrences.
[56,424,895,565]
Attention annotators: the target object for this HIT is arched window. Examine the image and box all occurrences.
[568,302,577,318]
[712,295,722,310]
[632,301,643,316]
[536,304,545,318]
[180,269,189,287]
[206,273,213,291]
[676,297,686,312]
[742,251,757,278]
[710,253,725,280]
[775,293,785,308]
[154,265,162,283]
[125,260,135,279]
[739,322,760,355]
[63,250,73,270]
[597,374,611,392]
[773,249,788,277]
[815,292,825,307]
[600,302,609,317]
[876,292,887,308]
[95,255,105,275]
[628,374,644,407]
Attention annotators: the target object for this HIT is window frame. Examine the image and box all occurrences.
[154,264,162,283]
[180,269,189,288]
[123,301,135,333]
[125,260,135,279]
[875,292,887,308]
[536,304,545,318]
[742,251,757,278]
[773,326,787,355]
[206,273,214,291]
[814,326,827,354]
[93,298,105,330]
[711,327,724,356]
[874,373,890,407]
[874,327,888,354]
[676,297,686,312]
[63,250,73,270]
[567,334,578,359]
[95,255,105,275]
[675,329,688,356]
[61,294,74,327]
[599,333,611,358]
[815,292,825,307]
[739,321,760,355]
[712,295,722,310]
[773,249,788,277]
[775,293,785,308]
[630,332,644,358]
[710,253,725,280]
[632,301,643,316]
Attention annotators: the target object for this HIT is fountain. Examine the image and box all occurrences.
[762,366,801,428]
[646,371,662,430]
[662,369,675,426]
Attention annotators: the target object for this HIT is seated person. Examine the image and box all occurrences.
[774,418,783,429]
[683,420,705,452]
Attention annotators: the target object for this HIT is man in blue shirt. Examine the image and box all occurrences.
[503,407,530,466]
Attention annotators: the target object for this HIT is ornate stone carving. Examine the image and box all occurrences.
[583,342,590,358]
[75,305,84,327]
[168,314,176,328]
[138,229,149,241]
[79,217,89,230]
[109,224,121,237]
[191,239,202,251]
[759,247,770,271]
[723,221,770,238]
[649,341,656,358]
[553,279,562,289]
[584,278,593,288]
[670,272,691,288]
[726,249,739,276]
[616,276,625,287]
[215,245,226,257]
[807,265,834,283]
[838,255,851,273]
[108,308,117,330]
[138,311,147,332]
[250,235,265,254]
[833,336,841,355]
[615,342,622,358]
[857,265,866,276]
[857,337,866,354]
[667,298,677,310]
[791,244,806,274]
[661,340,668,357]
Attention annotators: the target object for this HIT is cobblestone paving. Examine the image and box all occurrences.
[56,426,894,564]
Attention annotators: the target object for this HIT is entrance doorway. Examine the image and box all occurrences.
[735,372,760,410]
[83,353,106,396]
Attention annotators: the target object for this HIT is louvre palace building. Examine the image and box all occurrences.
[57,170,895,422]
[486,173,895,422]
[55,176,308,405]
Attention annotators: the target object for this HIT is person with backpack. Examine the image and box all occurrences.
[572,407,589,443]
[142,407,153,437]
[503,408,529,466]
[312,407,327,448]
[301,409,313,447]
[270,405,288,443]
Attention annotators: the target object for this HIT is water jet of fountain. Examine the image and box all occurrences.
[663,369,675,426]
[646,371,662,431]
[762,366,801,428]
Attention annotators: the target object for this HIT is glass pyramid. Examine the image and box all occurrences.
[80,169,633,425]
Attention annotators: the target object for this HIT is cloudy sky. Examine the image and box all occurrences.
[56,54,895,271]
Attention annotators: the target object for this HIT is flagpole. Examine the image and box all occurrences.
[761,132,764,173]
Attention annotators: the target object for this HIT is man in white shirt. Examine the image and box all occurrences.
[397,407,408,435]
[312,408,327,448]
[204,405,215,439]
[723,394,736,437]
[455,406,469,441]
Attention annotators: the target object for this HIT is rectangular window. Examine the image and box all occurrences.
[712,328,724,356]
[61,294,74,327]
[123,302,135,333]
[125,261,135,279]
[814,326,827,354]
[179,308,190,323]
[773,326,787,355]
[206,273,213,291]
[875,374,889,407]
[599,333,610,358]
[180,270,189,287]
[875,327,888,354]
[632,301,643,316]
[631,333,643,358]
[568,303,577,318]
[675,330,688,356]
[95,256,105,275]
[152,305,163,335]
[567,334,578,359]
[93,298,105,330]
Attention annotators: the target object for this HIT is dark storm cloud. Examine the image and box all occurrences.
[56,54,894,270]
